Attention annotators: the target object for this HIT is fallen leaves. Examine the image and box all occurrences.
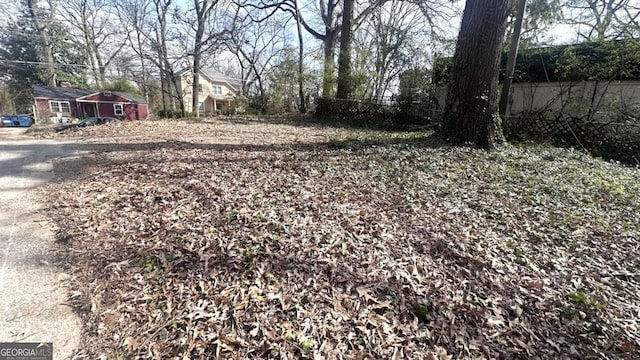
[42,117,640,359]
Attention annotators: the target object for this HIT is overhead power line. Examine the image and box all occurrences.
[0,59,94,68]
[0,59,302,87]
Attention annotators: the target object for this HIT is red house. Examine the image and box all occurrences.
[33,85,148,122]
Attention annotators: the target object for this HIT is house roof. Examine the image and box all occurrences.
[201,69,242,90]
[33,85,147,104]
[175,68,243,91]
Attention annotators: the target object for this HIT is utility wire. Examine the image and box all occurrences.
[0,59,95,68]
[0,58,295,87]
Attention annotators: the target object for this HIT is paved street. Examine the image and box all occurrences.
[0,128,81,359]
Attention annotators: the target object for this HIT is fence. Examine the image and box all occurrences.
[503,113,640,164]
[314,98,439,128]
[499,80,640,164]
[432,80,640,164]
[314,96,640,164]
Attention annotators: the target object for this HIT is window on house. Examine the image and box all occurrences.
[198,84,203,93]
[198,102,205,112]
[49,101,71,113]
[114,103,124,116]
[212,85,222,95]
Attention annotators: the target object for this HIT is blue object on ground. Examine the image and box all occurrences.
[1,115,34,127]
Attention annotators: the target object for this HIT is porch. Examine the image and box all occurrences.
[200,94,237,115]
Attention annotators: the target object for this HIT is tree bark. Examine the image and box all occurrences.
[84,26,102,87]
[499,0,527,117]
[294,0,306,113]
[192,53,202,116]
[321,33,336,97]
[336,0,354,99]
[135,23,149,104]
[191,15,205,117]
[442,0,510,149]
[27,0,57,86]
[155,25,168,113]
[151,0,173,113]
[191,0,218,117]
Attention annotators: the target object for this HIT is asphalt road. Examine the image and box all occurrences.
[0,128,81,359]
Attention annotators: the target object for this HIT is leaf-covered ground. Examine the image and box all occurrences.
[42,117,639,359]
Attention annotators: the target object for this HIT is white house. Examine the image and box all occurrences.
[175,69,243,114]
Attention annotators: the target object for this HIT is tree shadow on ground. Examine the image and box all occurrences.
[186,114,434,132]
[44,129,638,359]
[0,141,74,186]
[63,130,444,153]
[43,132,449,184]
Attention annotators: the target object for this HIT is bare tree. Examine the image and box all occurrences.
[351,0,427,101]
[238,0,309,111]
[116,0,186,113]
[118,0,184,112]
[26,0,57,86]
[240,0,340,99]
[621,2,640,37]
[191,0,215,116]
[293,0,306,112]
[245,0,387,99]
[157,0,181,113]
[61,0,126,87]
[339,0,457,100]
[244,0,395,99]
[173,0,237,116]
[227,11,286,99]
[517,0,562,45]
[115,0,151,102]
[563,0,636,40]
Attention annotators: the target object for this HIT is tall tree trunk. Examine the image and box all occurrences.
[152,0,173,112]
[27,0,57,86]
[191,0,213,118]
[168,69,185,115]
[321,34,336,98]
[135,29,149,104]
[155,26,168,113]
[192,52,202,116]
[336,0,354,99]
[83,2,101,87]
[80,18,101,87]
[294,0,306,113]
[319,0,337,99]
[442,0,510,149]
[93,41,107,86]
[499,0,527,117]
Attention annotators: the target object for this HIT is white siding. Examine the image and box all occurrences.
[178,72,238,112]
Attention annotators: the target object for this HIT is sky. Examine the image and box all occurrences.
[0,0,618,87]
[0,0,595,51]
[546,23,585,44]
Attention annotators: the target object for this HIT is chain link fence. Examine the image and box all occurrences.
[314,97,439,128]
[314,97,639,164]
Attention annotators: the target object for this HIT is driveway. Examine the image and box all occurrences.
[0,128,81,359]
